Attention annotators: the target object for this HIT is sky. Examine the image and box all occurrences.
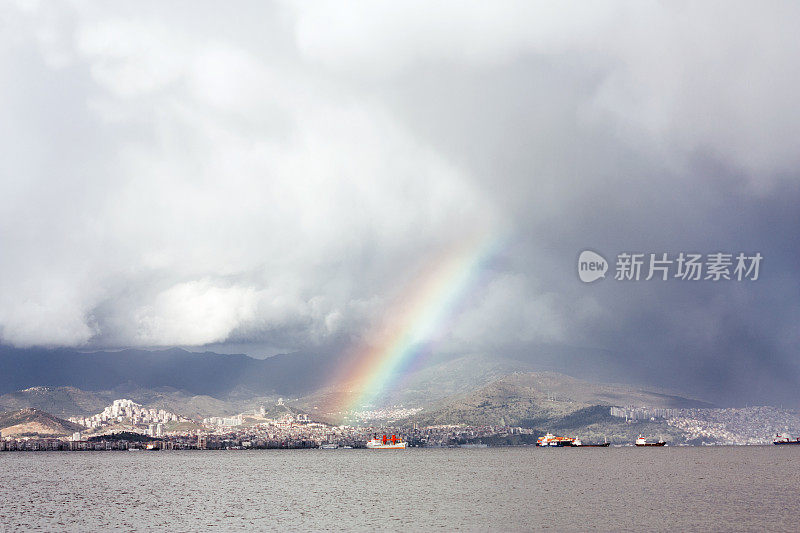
[0,1,798,405]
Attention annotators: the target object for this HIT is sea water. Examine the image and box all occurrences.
[1,446,798,531]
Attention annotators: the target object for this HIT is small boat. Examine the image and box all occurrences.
[366,435,407,449]
[319,443,339,449]
[773,434,800,445]
[635,435,666,446]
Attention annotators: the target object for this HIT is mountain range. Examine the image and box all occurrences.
[0,345,342,397]
[0,345,716,431]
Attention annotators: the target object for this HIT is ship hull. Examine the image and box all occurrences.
[774,440,800,445]
[366,443,407,449]
[635,442,666,446]
[537,432,577,447]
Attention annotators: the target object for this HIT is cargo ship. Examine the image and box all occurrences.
[366,435,407,449]
[773,434,800,445]
[537,432,576,447]
[635,435,666,446]
[537,433,610,447]
[572,439,610,447]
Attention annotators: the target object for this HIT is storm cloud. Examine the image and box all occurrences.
[1,1,798,405]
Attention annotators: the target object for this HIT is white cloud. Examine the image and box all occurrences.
[0,279,98,346]
[76,19,189,98]
[291,1,615,74]
[0,2,498,348]
[134,280,257,346]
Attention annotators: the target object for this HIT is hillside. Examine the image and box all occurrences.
[295,352,536,415]
[0,408,85,437]
[407,372,711,443]
[390,353,537,406]
[413,371,711,426]
[494,371,713,409]
[0,383,291,420]
[0,387,111,418]
[237,403,312,426]
[0,385,268,420]
[98,384,272,420]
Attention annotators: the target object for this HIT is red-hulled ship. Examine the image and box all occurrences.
[366,434,407,449]
[773,434,800,445]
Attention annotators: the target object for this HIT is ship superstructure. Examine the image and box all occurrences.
[635,435,666,446]
[366,435,407,449]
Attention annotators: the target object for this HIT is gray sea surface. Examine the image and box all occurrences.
[1,446,799,531]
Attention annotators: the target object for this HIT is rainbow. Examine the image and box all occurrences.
[330,229,507,413]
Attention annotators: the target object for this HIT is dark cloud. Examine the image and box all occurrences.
[0,1,798,405]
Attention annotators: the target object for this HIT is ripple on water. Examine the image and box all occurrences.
[1,447,799,531]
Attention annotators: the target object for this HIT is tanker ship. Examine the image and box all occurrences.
[635,435,666,446]
[366,435,407,449]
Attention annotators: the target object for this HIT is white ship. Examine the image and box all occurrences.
[635,435,666,446]
[366,435,407,449]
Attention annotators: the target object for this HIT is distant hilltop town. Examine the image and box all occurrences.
[68,399,191,437]
[2,397,538,450]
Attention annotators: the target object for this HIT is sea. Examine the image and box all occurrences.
[1,446,798,531]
